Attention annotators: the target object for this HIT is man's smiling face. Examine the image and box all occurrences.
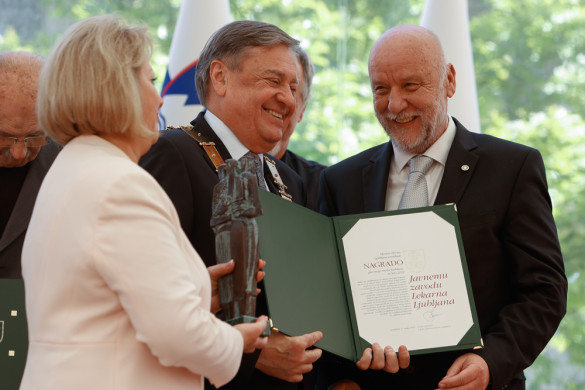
[368,27,455,154]
[219,44,298,154]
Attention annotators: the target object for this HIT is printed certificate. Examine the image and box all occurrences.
[257,191,482,361]
[340,212,475,353]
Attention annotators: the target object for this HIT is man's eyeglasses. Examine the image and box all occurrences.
[0,135,48,148]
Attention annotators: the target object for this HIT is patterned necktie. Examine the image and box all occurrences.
[243,151,268,190]
[398,155,434,209]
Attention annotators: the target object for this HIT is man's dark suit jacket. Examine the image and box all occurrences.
[0,141,60,278]
[281,149,326,211]
[140,112,306,390]
[317,118,567,390]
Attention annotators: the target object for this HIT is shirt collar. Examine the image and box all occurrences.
[392,116,456,170]
[204,110,258,161]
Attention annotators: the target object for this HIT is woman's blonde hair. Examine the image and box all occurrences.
[38,14,153,145]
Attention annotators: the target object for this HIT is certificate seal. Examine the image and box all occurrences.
[403,249,426,273]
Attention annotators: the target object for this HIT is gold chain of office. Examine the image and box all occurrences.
[167,126,293,202]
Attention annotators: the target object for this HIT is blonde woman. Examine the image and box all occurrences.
[20,15,267,390]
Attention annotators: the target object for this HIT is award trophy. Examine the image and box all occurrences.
[210,155,268,334]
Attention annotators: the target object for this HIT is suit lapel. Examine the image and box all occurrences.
[435,119,479,205]
[363,143,392,213]
[0,142,60,252]
[358,120,480,211]
[190,112,303,203]
[190,113,297,201]
[190,111,232,172]
[262,158,280,195]
[262,153,304,204]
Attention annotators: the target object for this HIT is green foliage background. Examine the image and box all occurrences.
[2,0,583,387]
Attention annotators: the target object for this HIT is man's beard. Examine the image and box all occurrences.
[376,99,445,155]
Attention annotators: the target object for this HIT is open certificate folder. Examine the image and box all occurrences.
[256,191,483,362]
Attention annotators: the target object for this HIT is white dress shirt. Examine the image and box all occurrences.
[385,116,457,210]
[205,110,268,188]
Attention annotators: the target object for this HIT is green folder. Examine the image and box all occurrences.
[0,279,28,389]
[257,190,482,362]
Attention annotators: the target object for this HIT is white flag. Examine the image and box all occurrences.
[159,0,231,129]
[420,0,481,133]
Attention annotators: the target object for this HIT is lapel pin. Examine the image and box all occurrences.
[461,164,470,172]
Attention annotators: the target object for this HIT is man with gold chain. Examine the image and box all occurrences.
[140,21,323,390]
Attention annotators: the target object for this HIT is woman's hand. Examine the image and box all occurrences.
[208,259,266,313]
[234,315,269,352]
[208,260,235,313]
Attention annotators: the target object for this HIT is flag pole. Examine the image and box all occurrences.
[420,0,481,133]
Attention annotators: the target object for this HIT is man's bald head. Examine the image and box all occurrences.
[0,51,44,100]
[369,24,446,83]
[367,25,456,154]
[0,51,46,167]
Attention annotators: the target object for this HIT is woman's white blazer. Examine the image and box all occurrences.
[21,135,243,390]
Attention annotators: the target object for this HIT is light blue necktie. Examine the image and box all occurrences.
[398,155,434,209]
